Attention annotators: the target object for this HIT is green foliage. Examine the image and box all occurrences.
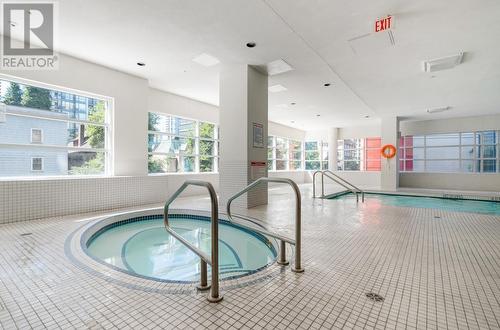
[148,157,165,173]
[87,102,105,148]
[21,86,52,109]
[3,82,22,105]
[69,153,105,175]
[148,112,160,131]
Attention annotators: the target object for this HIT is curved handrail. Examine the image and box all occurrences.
[164,180,223,303]
[323,170,363,193]
[226,177,304,273]
[312,170,323,198]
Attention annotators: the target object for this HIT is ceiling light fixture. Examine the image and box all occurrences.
[192,53,220,67]
[364,115,370,118]
[268,84,288,93]
[291,121,295,123]
[423,52,464,73]
[137,62,146,67]
[246,42,256,48]
[316,114,321,117]
[426,106,451,114]
[324,83,331,87]
[290,102,296,105]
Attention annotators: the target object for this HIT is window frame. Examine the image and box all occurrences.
[0,75,112,178]
[268,135,304,172]
[30,128,43,144]
[147,112,219,174]
[31,157,43,172]
[399,131,499,174]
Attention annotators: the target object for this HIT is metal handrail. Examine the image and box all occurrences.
[164,180,223,303]
[312,170,365,202]
[226,177,304,273]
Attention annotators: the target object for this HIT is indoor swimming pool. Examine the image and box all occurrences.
[85,215,278,282]
[329,193,500,215]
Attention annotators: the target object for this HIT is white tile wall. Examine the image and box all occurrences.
[0,173,218,224]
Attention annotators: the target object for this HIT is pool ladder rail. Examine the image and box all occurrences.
[163,178,304,303]
[313,170,365,202]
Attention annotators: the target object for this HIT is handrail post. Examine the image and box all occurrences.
[277,240,289,265]
[164,180,223,303]
[226,177,304,273]
[321,172,325,197]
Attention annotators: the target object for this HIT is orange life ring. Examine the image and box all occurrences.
[381,144,397,159]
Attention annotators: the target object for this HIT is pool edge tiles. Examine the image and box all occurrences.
[65,208,287,293]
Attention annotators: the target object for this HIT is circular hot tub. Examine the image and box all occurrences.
[83,213,278,282]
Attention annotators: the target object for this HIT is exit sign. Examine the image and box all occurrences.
[375,15,393,33]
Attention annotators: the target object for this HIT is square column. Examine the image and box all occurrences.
[219,64,268,208]
[328,127,339,171]
[381,116,400,190]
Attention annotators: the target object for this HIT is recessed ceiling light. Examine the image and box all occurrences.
[364,115,370,118]
[9,21,16,27]
[137,62,146,66]
[192,53,220,67]
[291,102,296,105]
[268,84,288,93]
[291,121,295,123]
[246,42,256,48]
[316,114,321,117]
[324,83,331,87]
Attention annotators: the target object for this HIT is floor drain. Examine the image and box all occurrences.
[366,292,384,302]
[20,233,32,236]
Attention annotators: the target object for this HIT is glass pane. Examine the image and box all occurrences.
[413,160,425,172]
[426,147,459,159]
[412,136,425,147]
[289,140,302,151]
[305,151,319,161]
[290,151,302,161]
[68,151,105,175]
[337,150,343,161]
[481,159,497,173]
[148,114,195,137]
[148,134,194,154]
[199,156,214,172]
[343,139,363,149]
[200,140,214,156]
[305,161,320,170]
[366,158,381,171]
[290,161,302,170]
[366,137,381,148]
[426,133,460,146]
[461,160,474,173]
[321,162,328,170]
[267,160,274,170]
[148,154,178,173]
[478,145,497,159]
[337,161,343,171]
[67,123,105,149]
[344,149,362,161]
[305,141,318,151]
[477,131,497,145]
[460,146,475,159]
[461,132,475,145]
[199,122,215,139]
[343,161,360,171]
[182,156,195,172]
[426,160,460,172]
[267,136,274,147]
[267,148,274,159]
[413,148,424,159]
[276,160,287,170]
[276,148,288,160]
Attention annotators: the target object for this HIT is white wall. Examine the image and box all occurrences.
[269,121,306,140]
[400,114,500,192]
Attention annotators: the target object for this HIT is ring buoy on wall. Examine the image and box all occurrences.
[381,144,397,159]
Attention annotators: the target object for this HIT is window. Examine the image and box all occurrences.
[399,131,499,173]
[148,112,219,173]
[31,128,43,144]
[304,140,328,170]
[268,136,304,171]
[337,137,382,171]
[31,157,43,171]
[0,79,110,177]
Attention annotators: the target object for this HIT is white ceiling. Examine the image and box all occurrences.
[51,0,500,130]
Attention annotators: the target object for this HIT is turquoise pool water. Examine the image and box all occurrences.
[86,216,277,282]
[330,193,500,215]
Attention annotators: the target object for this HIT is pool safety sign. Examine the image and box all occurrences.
[250,161,266,180]
[374,15,393,33]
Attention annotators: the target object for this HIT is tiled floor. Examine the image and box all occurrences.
[0,184,499,329]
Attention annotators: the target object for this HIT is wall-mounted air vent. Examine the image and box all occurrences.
[423,52,464,72]
[426,106,451,114]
